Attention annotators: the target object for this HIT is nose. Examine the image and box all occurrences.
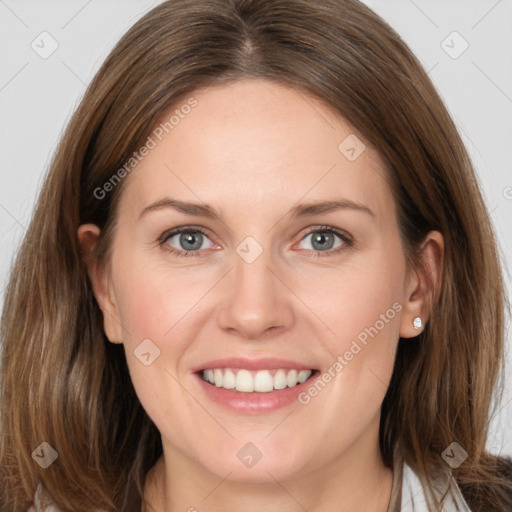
[216,245,294,340]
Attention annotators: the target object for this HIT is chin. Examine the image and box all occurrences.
[198,447,311,484]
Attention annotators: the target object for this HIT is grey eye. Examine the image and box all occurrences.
[300,230,344,251]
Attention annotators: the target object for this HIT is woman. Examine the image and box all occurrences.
[1,0,511,511]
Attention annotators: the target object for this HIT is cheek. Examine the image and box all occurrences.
[298,244,405,424]
[302,244,404,352]
[326,267,403,358]
[112,248,201,345]
[109,247,214,416]
[331,258,403,377]
[296,298,400,467]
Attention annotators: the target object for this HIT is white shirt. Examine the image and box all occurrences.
[398,460,471,511]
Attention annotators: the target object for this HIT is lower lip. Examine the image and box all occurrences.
[194,372,318,414]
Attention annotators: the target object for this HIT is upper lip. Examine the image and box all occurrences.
[191,357,317,373]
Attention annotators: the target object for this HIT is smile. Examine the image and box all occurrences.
[201,368,315,392]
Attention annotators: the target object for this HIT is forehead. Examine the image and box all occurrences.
[120,79,392,222]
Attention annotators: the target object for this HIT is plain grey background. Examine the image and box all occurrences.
[1,0,511,458]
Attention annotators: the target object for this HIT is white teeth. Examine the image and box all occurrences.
[273,369,287,390]
[201,368,314,393]
[287,369,298,387]
[254,370,274,392]
[205,369,215,384]
[236,369,254,392]
[297,370,312,384]
[223,369,236,389]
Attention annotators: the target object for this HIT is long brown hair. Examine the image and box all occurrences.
[1,0,511,510]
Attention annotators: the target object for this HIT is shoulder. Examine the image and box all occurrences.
[458,455,512,512]
[494,455,512,478]
[400,461,472,511]
[400,455,512,512]
[26,482,62,512]
[28,481,138,512]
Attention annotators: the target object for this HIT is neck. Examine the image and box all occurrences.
[143,421,393,512]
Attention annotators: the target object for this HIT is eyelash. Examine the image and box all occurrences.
[157,225,353,258]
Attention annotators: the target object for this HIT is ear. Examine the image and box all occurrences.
[77,223,124,343]
[399,230,444,338]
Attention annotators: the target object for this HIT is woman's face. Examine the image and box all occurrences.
[83,79,434,482]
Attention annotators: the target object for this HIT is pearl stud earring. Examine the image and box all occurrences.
[413,316,422,330]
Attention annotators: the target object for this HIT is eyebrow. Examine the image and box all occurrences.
[138,197,375,221]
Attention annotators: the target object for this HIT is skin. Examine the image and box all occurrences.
[78,79,443,512]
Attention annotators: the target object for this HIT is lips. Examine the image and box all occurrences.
[191,357,319,413]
